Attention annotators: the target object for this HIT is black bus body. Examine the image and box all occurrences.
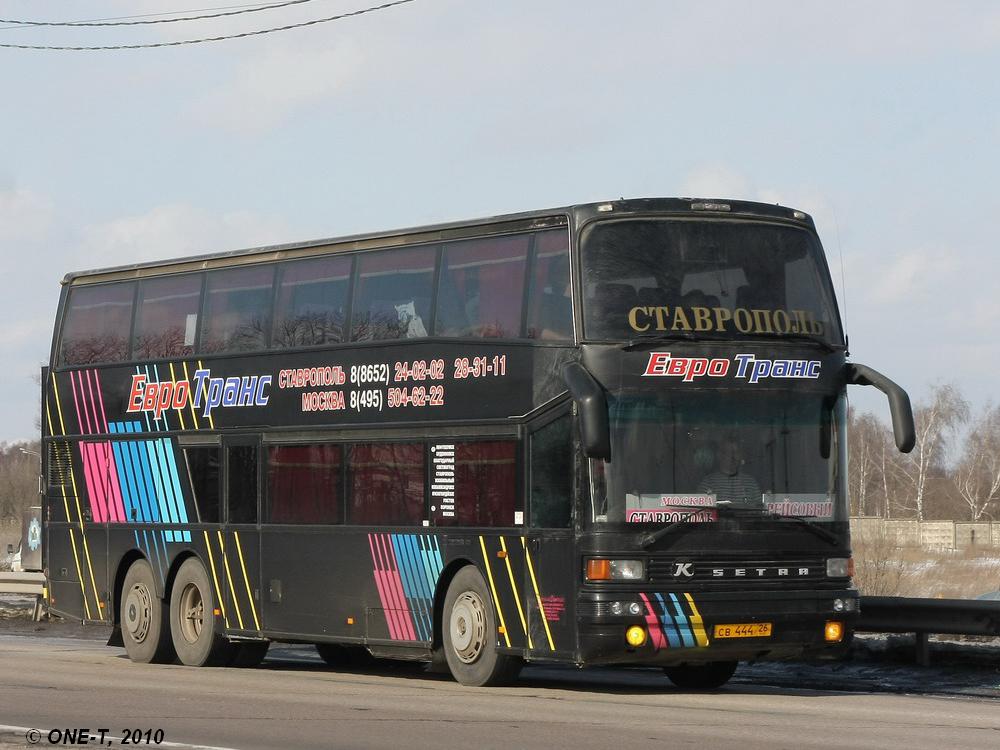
[40,197,914,687]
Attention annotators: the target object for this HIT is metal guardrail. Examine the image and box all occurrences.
[858,595,1000,665]
[0,571,46,621]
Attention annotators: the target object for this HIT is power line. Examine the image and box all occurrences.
[0,0,321,27]
[0,0,414,51]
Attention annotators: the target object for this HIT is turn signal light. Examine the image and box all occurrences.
[586,559,612,581]
[625,626,647,647]
[824,620,844,642]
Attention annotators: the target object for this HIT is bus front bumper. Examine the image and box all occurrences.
[576,588,858,666]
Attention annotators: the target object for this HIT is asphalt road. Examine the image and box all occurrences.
[1,631,999,750]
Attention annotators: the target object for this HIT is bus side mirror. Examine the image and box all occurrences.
[562,362,611,460]
[845,363,915,453]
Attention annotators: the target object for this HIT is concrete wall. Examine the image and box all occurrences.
[851,517,1000,550]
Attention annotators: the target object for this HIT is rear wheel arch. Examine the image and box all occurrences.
[432,557,476,649]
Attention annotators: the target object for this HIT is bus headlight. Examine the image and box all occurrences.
[586,559,645,581]
[826,558,852,578]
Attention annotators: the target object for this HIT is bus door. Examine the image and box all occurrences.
[523,414,576,659]
[220,435,263,636]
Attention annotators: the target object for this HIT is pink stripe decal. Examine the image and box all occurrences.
[368,534,401,639]
[87,443,111,523]
[639,593,667,651]
[89,370,110,433]
[79,443,105,523]
[378,534,414,641]
[103,442,125,522]
[381,535,416,641]
[70,371,91,435]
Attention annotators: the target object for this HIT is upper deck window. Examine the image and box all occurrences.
[273,255,352,348]
[525,229,572,340]
[351,246,436,342]
[133,274,202,360]
[581,219,842,344]
[435,235,530,338]
[60,281,136,365]
[200,265,275,354]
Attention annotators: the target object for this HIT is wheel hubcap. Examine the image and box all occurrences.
[178,582,205,645]
[450,591,486,664]
[124,583,152,643]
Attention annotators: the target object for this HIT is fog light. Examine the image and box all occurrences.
[629,601,643,616]
[610,601,624,616]
[824,620,844,642]
[625,625,647,647]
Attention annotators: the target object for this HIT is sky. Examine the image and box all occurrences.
[1,0,998,442]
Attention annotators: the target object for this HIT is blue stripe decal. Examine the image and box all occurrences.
[396,534,430,641]
[669,593,695,647]
[111,423,140,523]
[163,442,191,541]
[126,423,158,524]
[389,535,420,639]
[144,439,171,541]
[429,535,444,577]
[655,593,682,648]
[417,536,438,602]
[405,535,434,639]
[152,438,179,542]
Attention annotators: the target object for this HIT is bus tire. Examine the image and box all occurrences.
[120,559,175,664]
[169,557,235,667]
[442,565,522,687]
[229,641,269,667]
[315,643,374,669]
[664,660,739,690]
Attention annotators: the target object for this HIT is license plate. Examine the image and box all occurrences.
[713,622,773,638]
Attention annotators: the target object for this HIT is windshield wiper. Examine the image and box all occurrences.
[763,512,840,545]
[621,331,723,351]
[738,331,844,354]
[637,508,711,548]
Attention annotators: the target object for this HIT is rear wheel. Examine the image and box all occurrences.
[120,559,175,664]
[169,557,235,666]
[664,660,739,690]
[442,566,522,687]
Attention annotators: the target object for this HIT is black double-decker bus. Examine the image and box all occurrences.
[41,198,915,688]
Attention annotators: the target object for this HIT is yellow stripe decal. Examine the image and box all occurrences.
[181,361,200,430]
[478,536,511,648]
[198,361,215,430]
[521,537,555,651]
[217,531,243,629]
[202,531,228,627]
[52,374,104,620]
[233,531,260,631]
[499,536,530,647]
[45,401,90,617]
[168,362,186,431]
[684,593,710,647]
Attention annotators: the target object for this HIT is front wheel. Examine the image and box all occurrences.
[442,566,522,687]
[664,660,739,690]
[120,559,175,664]
[169,557,235,666]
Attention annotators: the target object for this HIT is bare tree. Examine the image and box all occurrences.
[0,442,42,522]
[847,409,891,516]
[892,383,969,520]
[955,403,1000,521]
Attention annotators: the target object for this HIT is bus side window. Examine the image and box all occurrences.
[347,443,425,525]
[201,265,275,354]
[351,246,436,342]
[435,235,530,339]
[530,416,572,528]
[273,256,352,348]
[227,442,259,525]
[59,281,136,365]
[266,444,343,524]
[133,273,203,360]
[433,441,519,527]
[183,446,220,524]
[526,229,573,341]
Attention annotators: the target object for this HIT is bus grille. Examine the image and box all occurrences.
[646,557,838,590]
[47,441,73,489]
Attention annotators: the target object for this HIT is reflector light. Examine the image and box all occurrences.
[824,620,844,642]
[626,626,647,647]
[586,559,612,581]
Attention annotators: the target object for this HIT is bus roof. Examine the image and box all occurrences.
[62,197,815,286]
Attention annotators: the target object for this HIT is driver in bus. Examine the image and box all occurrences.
[697,437,762,508]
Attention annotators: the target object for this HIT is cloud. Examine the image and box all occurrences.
[0,187,54,244]
[189,40,365,133]
[78,204,291,270]
[863,249,957,304]
[680,165,752,200]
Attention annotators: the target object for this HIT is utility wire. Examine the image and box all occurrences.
[0,0,321,27]
[0,0,414,50]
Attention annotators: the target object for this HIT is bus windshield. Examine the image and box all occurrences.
[581,219,843,345]
[587,391,846,527]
